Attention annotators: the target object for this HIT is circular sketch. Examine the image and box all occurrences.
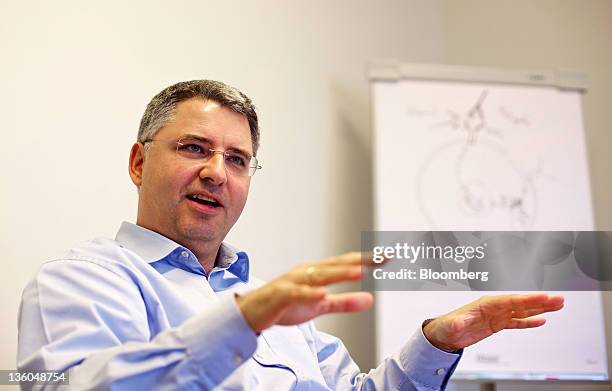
[416,139,538,230]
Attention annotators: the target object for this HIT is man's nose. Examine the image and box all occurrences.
[199,153,227,185]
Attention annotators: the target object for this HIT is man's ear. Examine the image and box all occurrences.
[128,142,145,187]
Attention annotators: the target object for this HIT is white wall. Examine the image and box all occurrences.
[0,0,445,382]
[1,1,610,390]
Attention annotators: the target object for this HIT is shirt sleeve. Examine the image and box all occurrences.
[309,321,462,391]
[17,259,258,390]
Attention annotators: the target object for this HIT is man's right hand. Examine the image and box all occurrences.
[235,252,373,333]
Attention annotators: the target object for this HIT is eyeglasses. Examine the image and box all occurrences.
[144,136,262,177]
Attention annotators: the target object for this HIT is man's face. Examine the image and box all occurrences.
[129,98,252,250]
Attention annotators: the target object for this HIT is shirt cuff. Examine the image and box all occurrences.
[399,325,463,390]
[179,295,258,385]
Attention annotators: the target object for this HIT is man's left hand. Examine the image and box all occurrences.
[423,294,565,352]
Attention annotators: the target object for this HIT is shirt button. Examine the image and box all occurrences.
[181,251,189,258]
[436,368,447,376]
[232,355,242,365]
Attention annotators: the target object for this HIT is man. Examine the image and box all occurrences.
[18,80,564,390]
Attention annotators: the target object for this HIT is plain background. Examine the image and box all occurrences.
[1,1,610,390]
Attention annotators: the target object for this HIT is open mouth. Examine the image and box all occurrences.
[187,194,221,208]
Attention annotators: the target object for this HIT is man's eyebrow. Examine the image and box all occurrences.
[182,134,212,144]
[181,134,252,158]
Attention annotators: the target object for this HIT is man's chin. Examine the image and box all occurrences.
[179,223,225,243]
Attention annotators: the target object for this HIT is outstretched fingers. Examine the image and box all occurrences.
[505,317,547,329]
[507,294,564,311]
[299,252,362,267]
[486,294,564,315]
[316,292,374,315]
[292,264,363,286]
[300,252,383,268]
[510,305,562,319]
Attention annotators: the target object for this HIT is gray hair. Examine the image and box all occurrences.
[138,80,260,155]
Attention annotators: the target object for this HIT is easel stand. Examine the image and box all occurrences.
[479,383,496,391]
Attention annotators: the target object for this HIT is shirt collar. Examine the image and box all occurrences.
[115,221,179,263]
[115,221,249,283]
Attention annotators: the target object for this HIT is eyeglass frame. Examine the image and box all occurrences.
[142,135,262,177]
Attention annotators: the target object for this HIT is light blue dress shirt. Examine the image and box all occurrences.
[18,222,461,390]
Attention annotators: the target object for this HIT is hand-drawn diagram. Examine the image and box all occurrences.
[407,90,547,229]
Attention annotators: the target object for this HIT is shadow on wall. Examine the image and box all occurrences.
[320,79,377,371]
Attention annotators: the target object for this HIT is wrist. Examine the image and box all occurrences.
[422,318,457,353]
[234,293,261,334]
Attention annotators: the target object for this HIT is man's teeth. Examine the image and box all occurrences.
[192,195,215,202]
[190,195,218,204]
